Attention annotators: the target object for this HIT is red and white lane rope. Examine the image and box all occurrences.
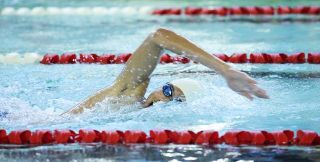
[0,129,319,146]
[1,6,320,16]
[0,52,320,65]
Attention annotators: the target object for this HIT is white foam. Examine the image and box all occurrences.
[47,7,61,15]
[1,6,154,16]
[4,53,22,64]
[16,7,31,15]
[0,53,41,64]
[61,7,74,15]
[92,7,108,15]
[138,6,153,14]
[1,7,15,15]
[30,7,46,15]
[75,7,92,15]
[213,158,230,162]
[108,7,120,15]
[23,53,42,64]
[121,7,137,15]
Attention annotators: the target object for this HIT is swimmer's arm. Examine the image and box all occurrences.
[152,28,231,75]
[114,28,268,100]
[150,28,269,99]
[60,86,115,115]
[112,28,230,92]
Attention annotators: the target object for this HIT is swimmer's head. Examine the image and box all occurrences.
[143,78,204,107]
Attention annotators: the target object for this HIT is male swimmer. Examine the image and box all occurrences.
[62,28,269,115]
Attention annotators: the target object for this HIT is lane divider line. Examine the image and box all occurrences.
[1,52,320,64]
[1,6,320,16]
[1,129,319,146]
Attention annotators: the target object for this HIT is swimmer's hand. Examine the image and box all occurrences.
[223,68,269,100]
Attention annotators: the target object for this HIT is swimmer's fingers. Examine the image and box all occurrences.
[143,95,155,108]
[246,76,257,84]
[250,85,270,99]
[238,91,254,100]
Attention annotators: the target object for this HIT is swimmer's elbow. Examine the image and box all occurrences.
[151,28,173,40]
[155,28,171,34]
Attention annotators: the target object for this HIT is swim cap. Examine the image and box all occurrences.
[170,78,204,102]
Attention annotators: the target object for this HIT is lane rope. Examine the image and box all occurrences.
[0,52,320,64]
[0,129,319,146]
[1,6,320,16]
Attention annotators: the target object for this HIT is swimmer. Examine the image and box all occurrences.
[62,28,269,115]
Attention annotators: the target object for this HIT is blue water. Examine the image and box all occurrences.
[1,0,320,161]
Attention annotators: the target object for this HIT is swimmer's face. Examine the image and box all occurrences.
[142,85,185,108]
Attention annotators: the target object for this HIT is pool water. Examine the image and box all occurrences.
[1,0,320,161]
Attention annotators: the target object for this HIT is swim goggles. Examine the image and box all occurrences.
[162,83,174,100]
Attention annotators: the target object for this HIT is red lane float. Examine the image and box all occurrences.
[168,130,196,144]
[269,130,294,145]
[308,53,320,64]
[277,6,292,15]
[101,130,123,144]
[287,52,305,64]
[8,130,31,145]
[296,130,320,145]
[54,130,76,144]
[115,53,132,64]
[194,131,220,144]
[250,53,269,63]
[77,129,101,143]
[173,56,190,64]
[97,54,116,64]
[1,129,320,146]
[214,54,229,62]
[222,130,294,145]
[124,130,147,144]
[152,6,320,16]
[79,54,98,64]
[229,7,273,16]
[228,53,247,63]
[60,53,77,64]
[149,130,171,144]
[0,130,8,144]
[152,8,182,15]
[160,54,174,63]
[40,54,59,64]
[185,7,203,16]
[29,130,54,145]
[36,52,320,65]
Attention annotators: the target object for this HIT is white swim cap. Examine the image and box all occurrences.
[170,78,204,102]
